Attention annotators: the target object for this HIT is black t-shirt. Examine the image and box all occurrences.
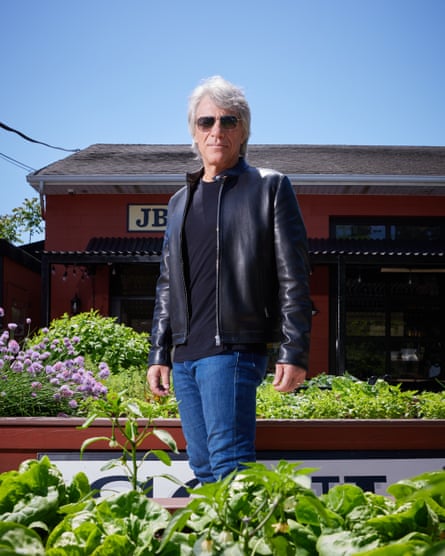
[174,180,224,362]
[173,179,267,363]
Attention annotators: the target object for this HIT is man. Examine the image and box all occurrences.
[147,76,311,483]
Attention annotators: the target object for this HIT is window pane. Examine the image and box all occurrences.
[391,224,440,241]
[335,224,386,240]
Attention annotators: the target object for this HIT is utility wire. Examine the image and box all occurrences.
[0,152,35,172]
[0,121,80,153]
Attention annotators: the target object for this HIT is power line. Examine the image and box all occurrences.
[0,152,35,172]
[0,121,80,153]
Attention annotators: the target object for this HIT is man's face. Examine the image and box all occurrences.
[193,95,246,177]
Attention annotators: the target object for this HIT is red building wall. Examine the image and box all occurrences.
[44,191,444,375]
[45,194,170,250]
[298,194,445,238]
[2,258,40,334]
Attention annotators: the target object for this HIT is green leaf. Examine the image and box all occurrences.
[79,436,112,455]
[152,428,178,453]
[317,530,380,556]
[78,413,99,429]
[324,483,367,517]
[0,522,45,555]
[151,449,172,466]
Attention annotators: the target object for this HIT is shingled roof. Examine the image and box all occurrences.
[31,143,445,176]
[27,144,445,196]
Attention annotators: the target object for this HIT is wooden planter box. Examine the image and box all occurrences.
[0,417,445,497]
[1,417,444,474]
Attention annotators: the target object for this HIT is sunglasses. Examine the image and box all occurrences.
[196,115,240,130]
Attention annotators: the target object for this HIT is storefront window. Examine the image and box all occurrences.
[334,217,443,242]
[109,264,159,333]
[345,267,444,382]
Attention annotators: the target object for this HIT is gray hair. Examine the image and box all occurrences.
[188,76,251,157]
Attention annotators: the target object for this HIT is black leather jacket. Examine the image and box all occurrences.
[148,158,312,369]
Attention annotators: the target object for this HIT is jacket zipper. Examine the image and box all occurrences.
[214,176,226,346]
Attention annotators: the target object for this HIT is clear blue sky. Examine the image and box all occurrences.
[1,0,444,217]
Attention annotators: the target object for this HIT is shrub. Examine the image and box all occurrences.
[29,310,150,374]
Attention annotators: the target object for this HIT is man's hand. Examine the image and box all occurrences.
[273,363,307,392]
[147,365,171,397]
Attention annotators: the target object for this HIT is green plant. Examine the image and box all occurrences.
[0,457,171,555]
[417,389,445,419]
[79,391,179,493]
[29,310,150,375]
[0,455,91,550]
[161,460,322,554]
[0,309,109,417]
[256,374,445,420]
[1,456,444,554]
[160,463,445,555]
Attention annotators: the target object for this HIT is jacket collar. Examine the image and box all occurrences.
[186,157,249,187]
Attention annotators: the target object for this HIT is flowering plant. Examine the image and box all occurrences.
[0,308,109,417]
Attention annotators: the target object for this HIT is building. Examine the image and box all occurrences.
[25,143,445,384]
[0,239,41,332]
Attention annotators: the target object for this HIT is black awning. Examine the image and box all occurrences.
[85,236,163,255]
[41,236,444,265]
[308,238,444,264]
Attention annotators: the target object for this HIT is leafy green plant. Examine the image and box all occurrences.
[0,457,171,555]
[256,374,445,420]
[45,490,172,555]
[29,310,150,374]
[0,455,90,552]
[79,391,179,493]
[1,456,444,554]
[160,463,445,555]
[0,309,109,417]
[160,460,323,554]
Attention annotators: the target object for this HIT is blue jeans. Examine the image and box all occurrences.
[172,352,268,483]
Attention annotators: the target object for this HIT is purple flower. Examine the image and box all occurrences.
[0,307,4,317]
[8,323,18,332]
[68,399,78,409]
[31,381,42,390]
[93,384,107,396]
[30,351,41,361]
[71,372,83,384]
[98,363,110,379]
[28,362,43,375]
[11,361,24,372]
[26,318,31,325]
[8,339,20,354]
[59,385,74,398]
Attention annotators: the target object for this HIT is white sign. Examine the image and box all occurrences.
[127,204,168,232]
[42,451,444,499]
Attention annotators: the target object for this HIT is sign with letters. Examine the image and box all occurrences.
[42,451,444,499]
[128,204,168,232]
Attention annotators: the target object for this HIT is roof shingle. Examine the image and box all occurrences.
[31,144,445,177]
